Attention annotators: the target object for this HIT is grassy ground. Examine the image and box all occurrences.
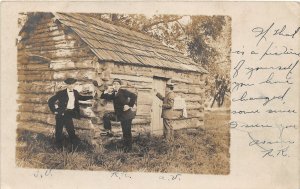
[16,111,230,174]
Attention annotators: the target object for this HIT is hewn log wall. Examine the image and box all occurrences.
[17,15,206,141]
[107,62,206,131]
[17,16,100,142]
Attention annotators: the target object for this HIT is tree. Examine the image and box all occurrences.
[87,14,229,73]
[186,16,226,71]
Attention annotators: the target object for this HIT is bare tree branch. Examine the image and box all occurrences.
[142,16,183,31]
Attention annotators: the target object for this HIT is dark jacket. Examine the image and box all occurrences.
[100,88,137,121]
[48,89,93,119]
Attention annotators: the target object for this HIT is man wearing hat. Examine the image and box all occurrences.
[48,77,94,148]
[156,80,176,142]
[99,78,137,152]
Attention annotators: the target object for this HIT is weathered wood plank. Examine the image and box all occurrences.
[17,112,94,130]
[21,35,78,47]
[170,110,204,119]
[108,118,151,126]
[174,83,205,91]
[19,101,96,118]
[28,33,67,42]
[28,29,64,40]
[112,64,153,77]
[17,63,50,71]
[17,54,93,65]
[18,69,96,81]
[110,74,153,83]
[18,81,56,93]
[34,20,57,30]
[175,93,202,102]
[24,45,90,54]
[173,88,205,94]
[18,74,53,81]
[17,93,51,104]
[136,104,152,116]
[53,70,96,80]
[21,47,92,58]
[126,81,153,89]
[186,102,204,110]
[24,36,67,46]
[33,25,60,35]
[24,43,77,52]
[18,102,51,114]
[189,111,204,120]
[111,63,204,84]
[17,112,56,125]
[49,59,93,70]
[17,121,54,134]
[136,90,153,105]
[17,53,52,63]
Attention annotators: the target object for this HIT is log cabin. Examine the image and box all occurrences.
[17,12,208,143]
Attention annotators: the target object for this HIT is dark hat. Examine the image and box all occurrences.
[112,78,122,85]
[64,78,77,85]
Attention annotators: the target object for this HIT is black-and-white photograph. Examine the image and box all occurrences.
[16,12,231,174]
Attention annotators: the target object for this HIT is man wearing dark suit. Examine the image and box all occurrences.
[48,78,93,147]
[100,78,137,152]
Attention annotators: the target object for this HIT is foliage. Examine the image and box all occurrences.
[87,13,230,76]
[186,16,226,67]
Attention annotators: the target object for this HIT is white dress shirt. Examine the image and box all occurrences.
[67,90,75,109]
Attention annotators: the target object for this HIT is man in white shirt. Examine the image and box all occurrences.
[48,78,94,148]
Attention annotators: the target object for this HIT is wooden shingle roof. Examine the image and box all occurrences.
[55,13,208,74]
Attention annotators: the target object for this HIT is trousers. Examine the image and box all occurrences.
[103,112,133,149]
[163,119,174,142]
[55,110,77,144]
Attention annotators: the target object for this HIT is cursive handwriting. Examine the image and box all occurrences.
[274,25,300,38]
[247,132,294,158]
[33,169,52,178]
[159,174,182,181]
[245,60,298,79]
[233,60,245,78]
[232,87,290,106]
[266,109,297,113]
[259,72,293,85]
[111,171,132,179]
[230,121,273,129]
[252,23,300,46]
[232,81,254,91]
[260,42,300,60]
[248,136,295,146]
[232,22,298,159]
[231,109,260,115]
[252,23,275,46]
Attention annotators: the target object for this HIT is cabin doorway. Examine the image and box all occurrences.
[151,77,167,135]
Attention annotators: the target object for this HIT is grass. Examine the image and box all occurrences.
[16,111,230,174]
